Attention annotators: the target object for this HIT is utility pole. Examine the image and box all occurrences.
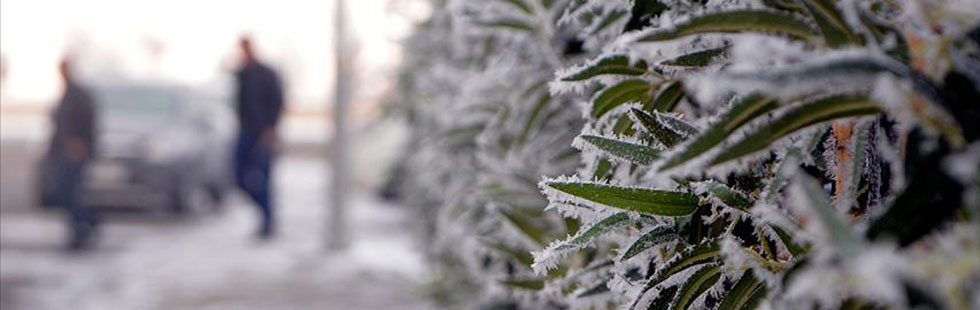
[328,0,349,250]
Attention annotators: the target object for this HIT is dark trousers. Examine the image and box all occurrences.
[234,134,274,235]
[56,157,96,246]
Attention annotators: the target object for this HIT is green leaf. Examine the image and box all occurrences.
[517,91,552,146]
[619,225,679,260]
[578,135,662,165]
[765,147,803,202]
[656,242,721,281]
[592,9,629,35]
[717,57,951,139]
[636,10,817,43]
[553,212,631,251]
[672,263,722,310]
[501,0,533,15]
[659,95,778,171]
[594,158,615,180]
[801,0,859,47]
[718,270,769,310]
[562,55,648,81]
[761,0,806,13]
[480,19,536,32]
[631,109,698,148]
[501,278,545,290]
[771,225,807,256]
[793,174,860,256]
[592,79,653,118]
[845,121,873,204]
[709,95,880,166]
[486,242,535,266]
[699,181,754,210]
[646,286,678,310]
[650,80,685,112]
[499,208,550,246]
[630,242,721,310]
[544,182,700,216]
[576,280,611,297]
[662,47,727,67]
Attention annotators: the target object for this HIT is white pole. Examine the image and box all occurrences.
[328,0,349,250]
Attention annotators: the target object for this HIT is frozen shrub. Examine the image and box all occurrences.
[395,0,980,309]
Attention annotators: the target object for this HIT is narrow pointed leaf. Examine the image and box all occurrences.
[660,95,778,170]
[650,80,685,112]
[481,19,536,33]
[517,92,552,146]
[592,79,653,118]
[794,175,860,256]
[672,263,722,310]
[544,182,700,216]
[662,47,727,67]
[486,242,536,267]
[619,225,679,260]
[632,109,697,148]
[554,212,631,251]
[578,135,662,165]
[631,242,721,310]
[562,55,649,81]
[762,0,806,13]
[501,278,545,290]
[636,10,817,43]
[709,95,880,166]
[655,242,721,282]
[771,225,807,256]
[802,0,859,47]
[718,271,769,310]
[501,0,533,15]
[592,9,629,34]
[645,286,678,310]
[699,181,754,210]
[499,209,550,246]
[576,280,611,297]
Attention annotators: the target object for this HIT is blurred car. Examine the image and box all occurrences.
[37,82,235,213]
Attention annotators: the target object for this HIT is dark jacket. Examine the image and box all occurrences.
[49,82,97,161]
[235,61,284,136]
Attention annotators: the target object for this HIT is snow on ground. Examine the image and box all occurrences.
[0,144,431,310]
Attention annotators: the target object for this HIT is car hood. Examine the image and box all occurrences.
[97,114,191,159]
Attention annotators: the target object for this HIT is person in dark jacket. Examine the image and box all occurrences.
[234,37,284,239]
[49,59,98,250]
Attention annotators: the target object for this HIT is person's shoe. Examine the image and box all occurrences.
[255,226,276,241]
[66,225,95,252]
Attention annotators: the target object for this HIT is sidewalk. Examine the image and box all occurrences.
[0,155,430,310]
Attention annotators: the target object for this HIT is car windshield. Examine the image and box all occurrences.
[98,87,182,117]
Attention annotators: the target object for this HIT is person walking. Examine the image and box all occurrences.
[49,59,98,250]
[233,36,284,239]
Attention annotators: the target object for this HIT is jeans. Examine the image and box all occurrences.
[55,157,96,247]
[234,134,274,236]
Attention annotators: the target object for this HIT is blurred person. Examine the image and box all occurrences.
[234,36,284,239]
[49,58,99,251]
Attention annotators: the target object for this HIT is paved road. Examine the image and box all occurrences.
[0,140,430,310]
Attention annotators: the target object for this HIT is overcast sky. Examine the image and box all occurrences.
[0,0,430,109]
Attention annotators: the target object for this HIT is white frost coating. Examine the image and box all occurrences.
[943,142,980,185]
[728,33,809,70]
[550,50,650,96]
[784,244,908,308]
[686,49,896,105]
[531,210,626,275]
[401,0,980,308]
